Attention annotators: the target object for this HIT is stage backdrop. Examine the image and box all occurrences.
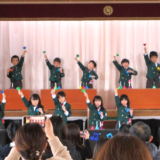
[1,20,160,109]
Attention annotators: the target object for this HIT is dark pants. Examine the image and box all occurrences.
[81,83,93,89]
[51,82,62,89]
[10,80,22,89]
[146,78,160,88]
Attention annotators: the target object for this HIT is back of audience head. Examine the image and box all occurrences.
[95,135,152,160]
[67,123,83,148]
[49,116,67,142]
[129,121,153,143]
[7,121,20,141]
[15,123,47,160]
[118,124,131,135]
[93,137,108,160]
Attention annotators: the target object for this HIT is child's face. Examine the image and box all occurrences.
[122,62,129,68]
[121,99,128,106]
[150,56,158,63]
[12,58,19,66]
[58,96,66,103]
[53,61,61,68]
[88,62,94,70]
[31,99,39,106]
[94,100,101,107]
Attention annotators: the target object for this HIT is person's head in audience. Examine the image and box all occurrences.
[120,94,130,106]
[11,55,19,66]
[56,91,66,104]
[67,123,83,148]
[53,57,61,68]
[93,95,105,110]
[121,58,129,68]
[15,123,47,160]
[7,121,20,142]
[93,137,108,160]
[129,121,153,143]
[49,116,67,142]
[118,124,131,135]
[88,60,97,70]
[150,51,158,63]
[29,94,42,107]
[95,135,152,160]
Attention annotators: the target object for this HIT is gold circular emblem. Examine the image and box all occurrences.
[103,6,113,16]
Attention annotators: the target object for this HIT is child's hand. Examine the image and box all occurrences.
[59,68,63,73]
[115,88,118,95]
[92,75,95,78]
[84,92,88,99]
[128,70,134,74]
[129,108,133,115]
[84,130,90,140]
[45,119,55,139]
[22,50,27,57]
[75,57,79,62]
[18,90,24,98]
[2,93,6,100]
[38,108,43,114]
[144,47,147,53]
[44,54,48,60]
[7,69,10,74]
[62,106,66,112]
[51,89,55,95]
[113,56,116,61]
[100,112,103,117]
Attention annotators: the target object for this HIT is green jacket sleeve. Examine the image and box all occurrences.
[113,60,122,71]
[129,114,133,118]
[132,69,138,76]
[0,103,5,112]
[17,57,24,68]
[92,71,98,80]
[77,61,85,71]
[60,69,65,77]
[52,96,59,105]
[46,60,53,70]
[100,109,107,121]
[115,95,121,108]
[7,72,12,78]
[87,101,94,110]
[22,96,29,108]
[144,54,151,66]
[65,104,71,117]
[41,105,45,114]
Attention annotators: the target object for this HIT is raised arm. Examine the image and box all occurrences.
[44,54,53,70]
[51,89,59,105]
[18,90,29,108]
[75,57,85,71]
[84,92,94,110]
[18,50,26,68]
[144,47,151,65]
[113,56,122,71]
[115,88,121,108]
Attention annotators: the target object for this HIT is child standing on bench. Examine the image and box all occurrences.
[51,89,71,124]
[114,88,133,129]
[44,54,65,89]
[75,56,98,89]
[144,46,160,88]
[84,92,107,128]
[113,56,138,88]
[0,93,6,129]
[18,90,45,115]
[7,50,27,89]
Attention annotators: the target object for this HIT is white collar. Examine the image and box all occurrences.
[10,142,15,147]
[96,106,101,111]
[33,106,37,111]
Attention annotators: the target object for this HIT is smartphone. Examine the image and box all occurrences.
[22,115,47,128]
[80,131,86,136]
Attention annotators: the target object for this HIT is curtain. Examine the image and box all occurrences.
[0,20,160,109]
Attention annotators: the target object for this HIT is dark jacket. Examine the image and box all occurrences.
[146,142,160,160]
[0,144,12,160]
[42,140,81,160]
[76,139,93,160]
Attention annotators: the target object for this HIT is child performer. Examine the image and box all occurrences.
[115,88,133,129]
[0,93,6,129]
[7,50,27,89]
[144,46,160,88]
[113,56,138,88]
[18,90,45,115]
[44,54,65,89]
[51,89,71,124]
[84,92,107,128]
[75,56,98,89]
